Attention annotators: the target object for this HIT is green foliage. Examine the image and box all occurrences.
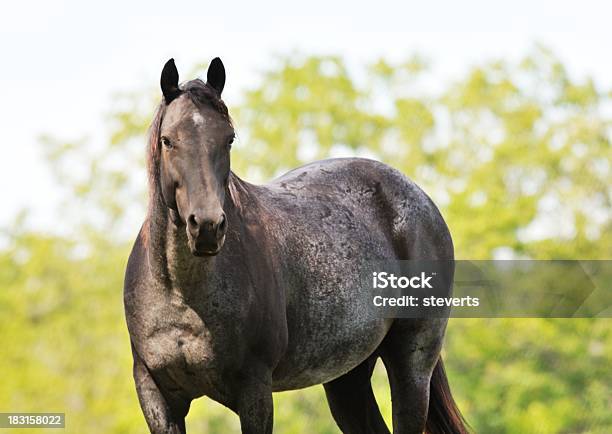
[445,318,611,433]
[0,225,140,433]
[236,48,611,260]
[1,46,610,433]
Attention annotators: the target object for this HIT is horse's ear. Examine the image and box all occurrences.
[161,58,180,103]
[206,57,225,96]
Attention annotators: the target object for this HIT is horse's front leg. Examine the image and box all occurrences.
[132,350,190,434]
[232,370,274,434]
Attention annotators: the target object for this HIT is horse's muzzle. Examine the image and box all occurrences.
[186,212,227,256]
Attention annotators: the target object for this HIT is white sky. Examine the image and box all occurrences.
[1,0,611,231]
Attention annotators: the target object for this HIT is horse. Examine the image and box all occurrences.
[124,57,468,434]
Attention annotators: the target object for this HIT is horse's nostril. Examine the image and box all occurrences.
[188,213,225,238]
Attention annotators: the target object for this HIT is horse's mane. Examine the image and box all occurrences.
[146,79,232,210]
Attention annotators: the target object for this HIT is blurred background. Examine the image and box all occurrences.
[0,1,610,433]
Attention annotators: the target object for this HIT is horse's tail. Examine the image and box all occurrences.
[425,358,470,434]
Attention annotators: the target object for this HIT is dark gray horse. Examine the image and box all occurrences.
[124,57,468,434]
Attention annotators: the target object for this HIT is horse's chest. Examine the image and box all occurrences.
[143,327,212,371]
[139,306,224,392]
[143,322,211,373]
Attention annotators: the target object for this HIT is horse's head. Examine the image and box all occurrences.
[156,58,234,256]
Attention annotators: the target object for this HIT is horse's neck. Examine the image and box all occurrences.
[145,173,247,292]
[145,202,208,293]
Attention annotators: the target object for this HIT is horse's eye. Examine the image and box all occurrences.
[227,137,234,149]
[161,136,173,149]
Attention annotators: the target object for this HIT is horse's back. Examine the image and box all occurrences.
[262,158,452,260]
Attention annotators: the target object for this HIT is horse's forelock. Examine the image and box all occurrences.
[183,80,232,125]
